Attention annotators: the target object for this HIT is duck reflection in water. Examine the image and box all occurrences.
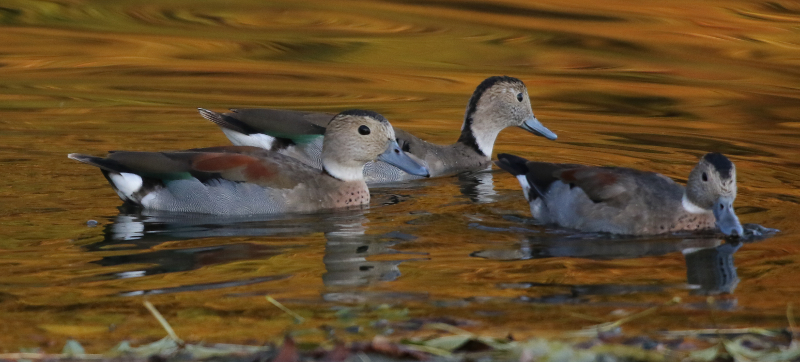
[457,169,500,204]
[472,223,777,303]
[366,166,501,206]
[322,219,426,288]
[85,208,425,298]
[683,241,741,295]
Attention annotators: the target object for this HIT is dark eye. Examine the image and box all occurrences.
[720,204,724,210]
[358,125,370,135]
[702,172,708,182]
[516,93,524,102]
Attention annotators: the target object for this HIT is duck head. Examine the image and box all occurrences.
[322,110,429,181]
[685,152,743,237]
[458,76,557,157]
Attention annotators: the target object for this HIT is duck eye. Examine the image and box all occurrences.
[516,93,524,102]
[720,204,724,210]
[358,125,370,135]
[702,172,708,182]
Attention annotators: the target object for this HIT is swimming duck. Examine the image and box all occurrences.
[495,153,744,236]
[198,76,557,183]
[68,110,429,215]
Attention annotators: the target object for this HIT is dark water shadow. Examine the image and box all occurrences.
[602,133,775,157]
[386,0,624,22]
[471,221,778,306]
[88,208,368,251]
[82,208,427,299]
[370,168,503,205]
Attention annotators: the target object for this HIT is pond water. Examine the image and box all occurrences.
[2,0,800,352]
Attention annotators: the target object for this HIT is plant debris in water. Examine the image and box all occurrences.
[2,301,799,362]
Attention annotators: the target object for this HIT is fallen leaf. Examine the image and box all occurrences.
[369,336,429,360]
[273,336,299,362]
[322,342,349,362]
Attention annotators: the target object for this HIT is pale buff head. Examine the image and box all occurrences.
[459,76,556,157]
[685,152,742,236]
[322,110,428,181]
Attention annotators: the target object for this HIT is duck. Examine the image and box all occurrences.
[68,110,429,215]
[495,152,744,236]
[198,76,557,183]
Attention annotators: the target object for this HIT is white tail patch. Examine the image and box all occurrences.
[682,194,711,214]
[222,128,275,149]
[109,172,143,200]
[516,175,532,201]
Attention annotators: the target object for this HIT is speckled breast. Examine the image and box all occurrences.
[328,182,371,209]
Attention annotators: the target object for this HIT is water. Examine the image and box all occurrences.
[1,0,800,351]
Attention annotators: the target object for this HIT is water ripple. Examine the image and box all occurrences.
[386,0,624,22]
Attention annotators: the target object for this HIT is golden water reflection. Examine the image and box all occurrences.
[0,0,799,352]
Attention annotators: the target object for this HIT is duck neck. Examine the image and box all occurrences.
[681,193,711,214]
[322,157,365,182]
[458,113,501,158]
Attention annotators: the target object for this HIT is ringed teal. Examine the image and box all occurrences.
[198,76,557,183]
[68,110,429,215]
[495,153,744,236]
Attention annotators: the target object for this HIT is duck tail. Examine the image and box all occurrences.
[496,153,550,202]
[68,153,144,203]
[494,153,530,176]
[68,153,125,172]
[198,108,252,134]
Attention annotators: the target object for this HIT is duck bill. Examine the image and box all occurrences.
[520,116,557,140]
[378,140,430,177]
[712,196,743,237]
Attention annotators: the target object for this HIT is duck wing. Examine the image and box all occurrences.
[71,146,314,190]
[553,166,630,204]
[200,108,329,144]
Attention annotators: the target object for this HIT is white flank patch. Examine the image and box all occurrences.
[109,172,143,200]
[682,194,710,214]
[516,175,532,201]
[222,128,275,149]
[140,193,156,208]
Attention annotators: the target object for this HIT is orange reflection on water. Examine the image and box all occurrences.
[0,0,799,352]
